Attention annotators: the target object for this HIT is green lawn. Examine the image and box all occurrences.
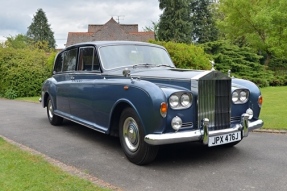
[260,86,287,130]
[0,137,110,191]
[15,96,40,103]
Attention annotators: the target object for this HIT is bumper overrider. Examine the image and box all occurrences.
[144,114,264,145]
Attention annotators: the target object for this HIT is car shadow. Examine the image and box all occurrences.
[56,119,122,152]
[153,142,242,166]
[51,119,244,166]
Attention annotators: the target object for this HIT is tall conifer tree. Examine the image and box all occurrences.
[27,8,56,49]
[158,0,192,43]
[190,0,218,43]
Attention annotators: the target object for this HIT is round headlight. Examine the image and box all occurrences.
[240,91,247,102]
[169,95,179,108]
[180,94,191,107]
[232,91,239,102]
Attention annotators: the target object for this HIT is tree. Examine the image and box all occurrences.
[143,21,159,40]
[27,8,56,49]
[202,40,274,87]
[157,0,192,43]
[4,34,30,49]
[217,0,287,66]
[190,0,218,43]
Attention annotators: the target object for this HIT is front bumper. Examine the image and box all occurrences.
[144,114,264,145]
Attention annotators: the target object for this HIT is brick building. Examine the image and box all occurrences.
[65,18,155,47]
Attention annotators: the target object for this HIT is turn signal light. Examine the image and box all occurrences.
[160,102,167,117]
[258,95,263,107]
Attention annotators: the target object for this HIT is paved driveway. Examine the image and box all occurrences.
[0,99,287,191]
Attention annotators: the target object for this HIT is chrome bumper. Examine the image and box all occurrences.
[144,114,264,146]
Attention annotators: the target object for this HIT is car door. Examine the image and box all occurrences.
[68,46,109,131]
[53,48,78,115]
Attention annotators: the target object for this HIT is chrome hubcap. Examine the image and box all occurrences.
[123,117,139,152]
[48,99,53,119]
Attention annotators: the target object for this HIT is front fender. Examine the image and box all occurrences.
[110,79,167,135]
[232,78,262,119]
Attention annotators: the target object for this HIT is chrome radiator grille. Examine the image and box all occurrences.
[198,73,231,131]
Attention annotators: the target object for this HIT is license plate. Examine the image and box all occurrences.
[208,131,241,147]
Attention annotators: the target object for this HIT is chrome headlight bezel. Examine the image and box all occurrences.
[169,92,193,109]
[232,89,249,104]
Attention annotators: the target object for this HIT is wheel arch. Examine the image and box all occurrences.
[109,100,138,137]
[43,92,50,108]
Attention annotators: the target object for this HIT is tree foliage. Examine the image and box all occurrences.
[27,8,56,49]
[190,0,218,43]
[217,0,287,66]
[4,34,31,49]
[202,40,275,87]
[143,21,159,40]
[157,0,192,43]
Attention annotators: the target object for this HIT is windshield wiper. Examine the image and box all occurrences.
[133,63,155,68]
[156,64,174,68]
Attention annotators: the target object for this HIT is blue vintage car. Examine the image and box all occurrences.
[41,41,264,165]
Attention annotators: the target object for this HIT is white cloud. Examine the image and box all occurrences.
[0,0,162,48]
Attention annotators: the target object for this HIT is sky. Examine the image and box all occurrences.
[0,0,162,48]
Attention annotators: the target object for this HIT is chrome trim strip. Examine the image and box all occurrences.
[54,111,106,134]
[144,115,263,145]
[202,118,209,145]
[191,71,211,80]
[242,114,249,137]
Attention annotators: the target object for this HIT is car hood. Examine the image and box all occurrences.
[128,68,211,80]
[107,67,248,91]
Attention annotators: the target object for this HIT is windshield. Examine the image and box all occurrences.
[99,44,175,70]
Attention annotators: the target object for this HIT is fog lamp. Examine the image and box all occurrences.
[246,108,253,120]
[171,116,182,131]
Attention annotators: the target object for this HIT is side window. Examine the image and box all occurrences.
[78,47,92,71]
[78,47,100,71]
[54,52,64,72]
[63,48,77,72]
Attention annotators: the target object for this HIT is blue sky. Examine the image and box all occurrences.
[0,0,161,48]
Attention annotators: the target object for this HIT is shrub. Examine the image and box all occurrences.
[150,41,211,70]
[202,40,274,87]
[0,47,51,98]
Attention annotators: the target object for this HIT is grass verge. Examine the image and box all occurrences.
[15,96,40,103]
[260,86,287,130]
[0,136,110,191]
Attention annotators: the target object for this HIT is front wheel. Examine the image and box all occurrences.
[119,108,158,165]
[47,96,63,126]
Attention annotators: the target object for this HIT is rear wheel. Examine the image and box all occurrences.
[47,96,63,126]
[119,108,158,165]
